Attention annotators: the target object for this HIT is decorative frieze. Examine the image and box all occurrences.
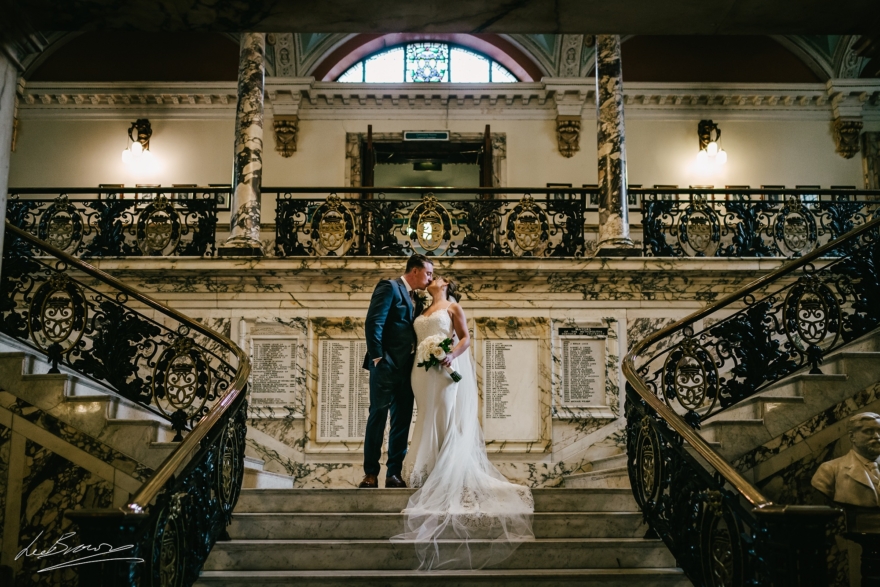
[17,79,880,121]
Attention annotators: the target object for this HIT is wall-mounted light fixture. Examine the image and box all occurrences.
[122,119,154,165]
[697,119,727,165]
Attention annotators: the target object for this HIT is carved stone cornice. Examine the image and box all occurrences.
[833,118,864,159]
[15,78,880,122]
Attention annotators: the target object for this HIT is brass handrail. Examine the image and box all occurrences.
[623,215,880,508]
[3,220,251,514]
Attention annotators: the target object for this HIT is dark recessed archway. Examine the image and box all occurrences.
[620,35,823,83]
[28,32,239,81]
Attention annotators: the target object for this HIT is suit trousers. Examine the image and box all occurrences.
[363,356,414,477]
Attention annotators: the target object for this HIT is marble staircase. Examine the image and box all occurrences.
[562,452,629,489]
[0,339,294,488]
[196,488,691,586]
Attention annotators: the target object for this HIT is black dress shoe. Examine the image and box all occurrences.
[358,474,378,488]
[385,474,407,488]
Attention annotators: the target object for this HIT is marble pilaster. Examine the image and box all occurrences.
[0,52,19,273]
[221,33,266,257]
[594,35,635,256]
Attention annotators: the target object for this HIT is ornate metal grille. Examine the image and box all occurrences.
[7,187,221,258]
[2,222,249,587]
[272,188,591,258]
[640,188,880,258]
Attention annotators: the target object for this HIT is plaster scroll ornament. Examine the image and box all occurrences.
[812,412,880,507]
[833,117,863,159]
[556,116,581,158]
[273,115,298,157]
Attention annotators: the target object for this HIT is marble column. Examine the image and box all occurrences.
[220,33,266,257]
[595,35,636,256]
[0,52,19,271]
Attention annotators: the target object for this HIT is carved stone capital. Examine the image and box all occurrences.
[273,115,298,158]
[833,117,863,159]
[556,115,581,158]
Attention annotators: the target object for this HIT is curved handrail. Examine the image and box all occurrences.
[3,220,251,514]
[623,215,880,508]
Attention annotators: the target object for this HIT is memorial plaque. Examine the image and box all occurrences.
[317,339,370,442]
[249,336,299,408]
[559,327,607,407]
[482,339,540,442]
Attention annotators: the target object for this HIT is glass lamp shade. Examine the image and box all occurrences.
[122,149,131,163]
[706,141,718,156]
[130,141,143,156]
[696,150,709,163]
[716,149,728,165]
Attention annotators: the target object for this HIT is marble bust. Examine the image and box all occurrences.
[812,412,880,507]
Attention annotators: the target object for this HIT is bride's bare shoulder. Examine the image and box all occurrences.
[446,302,466,318]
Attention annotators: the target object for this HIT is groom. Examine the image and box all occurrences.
[360,254,433,488]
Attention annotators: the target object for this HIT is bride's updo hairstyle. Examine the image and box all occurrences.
[442,276,462,303]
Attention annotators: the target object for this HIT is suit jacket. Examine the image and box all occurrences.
[362,277,417,371]
[812,450,880,507]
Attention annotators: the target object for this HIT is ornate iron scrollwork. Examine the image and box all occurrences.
[310,194,357,256]
[633,416,663,508]
[701,491,744,587]
[505,195,549,256]
[38,195,85,254]
[137,196,183,256]
[783,274,841,372]
[678,195,721,257]
[408,194,452,255]
[774,196,818,257]
[153,337,211,439]
[662,336,719,415]
[28,272,88,371]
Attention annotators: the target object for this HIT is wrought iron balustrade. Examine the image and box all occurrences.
[623,216,880,585]
[1,221,250,587]
[639,188,880,258]
[270,187,596,257]
[7,187,223,258]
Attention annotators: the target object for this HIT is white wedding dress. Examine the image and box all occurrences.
[391,309,534,570]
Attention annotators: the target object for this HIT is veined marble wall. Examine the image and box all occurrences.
[77,255,791,489]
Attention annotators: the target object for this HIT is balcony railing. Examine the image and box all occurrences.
[8,186,880,260]
[640,187,880,258]
[7,187,221,257]
[270,187,594,257]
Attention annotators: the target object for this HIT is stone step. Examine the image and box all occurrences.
[196,568,691,586]
[234,488,638,514]
[228,511,646,540]
[202,538,675,571]
[589,453,627,471]
[564,467,630,489]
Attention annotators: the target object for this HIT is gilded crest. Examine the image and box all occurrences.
[408,194,452,254]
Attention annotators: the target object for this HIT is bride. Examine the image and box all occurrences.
[391,275,534,570]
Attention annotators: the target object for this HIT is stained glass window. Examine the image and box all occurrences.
[337,42,517,83]
[406,43,449,82]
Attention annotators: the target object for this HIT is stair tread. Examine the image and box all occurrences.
[199,568,685,576]
[214,538,661,545]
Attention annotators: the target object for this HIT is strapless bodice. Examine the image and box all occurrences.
[414,310,454,343]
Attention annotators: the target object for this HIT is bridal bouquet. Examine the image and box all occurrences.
[416,334,463,382]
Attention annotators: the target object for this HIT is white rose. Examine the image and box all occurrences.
[431,347,446,360]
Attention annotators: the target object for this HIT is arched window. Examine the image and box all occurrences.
[337,42,518,83]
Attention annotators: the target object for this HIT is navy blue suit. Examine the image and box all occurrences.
[362,278,417,478]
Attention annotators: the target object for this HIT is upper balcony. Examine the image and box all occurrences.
[8,186,880,260]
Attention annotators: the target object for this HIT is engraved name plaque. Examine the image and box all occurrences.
[559,327,607,407]
[482,339,540,442]
[249,336,299,408]
[317,339,370,442]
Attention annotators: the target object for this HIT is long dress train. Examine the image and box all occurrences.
[390,310,534,570]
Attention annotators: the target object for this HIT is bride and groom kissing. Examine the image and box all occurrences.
[361,254,534,570]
